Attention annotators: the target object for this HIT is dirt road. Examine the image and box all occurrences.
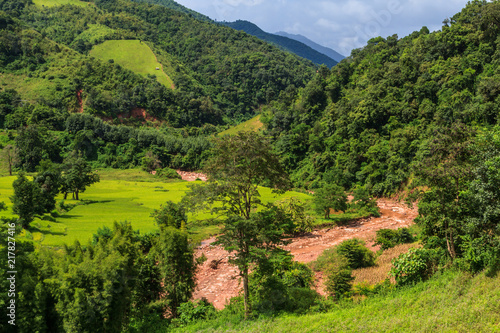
[192,198,417,309]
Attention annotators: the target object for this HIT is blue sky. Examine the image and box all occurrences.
[174,0,471,56]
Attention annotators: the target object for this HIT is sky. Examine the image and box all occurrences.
[174,0,471,56]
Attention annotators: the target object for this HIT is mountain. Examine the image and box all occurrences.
[276,31,345,63]
[0,0,316,127]
[221,20,338,68]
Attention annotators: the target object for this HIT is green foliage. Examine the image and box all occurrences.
[61,152,100,200]
[10,172,59,228]
[156,167,181,179]
[249,252,317,314]
[141,150,161,172]
[335,238,375,269]
[324,262,354,301]
[390,247,437,286]
[184,131,291,318]
[150,201,187,229]
[375,228,415,250]
[313,183,347,219]
[151,227,197,318]
[276,196,314,234]
[174,298,216,327]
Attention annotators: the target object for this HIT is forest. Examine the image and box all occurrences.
[0,0,500,331]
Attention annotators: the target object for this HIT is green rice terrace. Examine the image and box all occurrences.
[90,40,175,89]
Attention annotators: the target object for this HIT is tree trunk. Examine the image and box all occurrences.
[75,189,79,201]
[243,266,250,319]
[64,192,68,200]
[446,232,456,260]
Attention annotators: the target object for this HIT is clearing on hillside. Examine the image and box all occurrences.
[219,115,264,136]
[90,40,174,89]
[32,0,93,8]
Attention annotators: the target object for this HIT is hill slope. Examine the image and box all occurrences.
[276,31,345,63]
[222,20,338,68]
[90,39,174,88]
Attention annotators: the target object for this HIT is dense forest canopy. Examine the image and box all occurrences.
[263,0,500,195]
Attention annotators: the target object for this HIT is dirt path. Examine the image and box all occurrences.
[176,170,208,181]
[193,198,417,309]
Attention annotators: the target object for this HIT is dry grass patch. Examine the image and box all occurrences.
[353,243,421,285]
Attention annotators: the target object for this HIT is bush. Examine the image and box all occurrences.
[150,201,187,229]
[324,257,354,301]
[41,214,56,222]
[390,247,436,286]
[174,298,215,327]
[335,238,375,269]
[156,167,182,180]
[375,228,415,250]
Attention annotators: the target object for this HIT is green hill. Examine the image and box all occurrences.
[90,40,174,89]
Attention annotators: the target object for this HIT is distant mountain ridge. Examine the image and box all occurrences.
[276,31,345,63]
[221,20,338,68]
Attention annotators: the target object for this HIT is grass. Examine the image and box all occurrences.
[90,40,174,89]
[218,115,264,136]
[174,269,500,332]
[353,243,420,285]
[0,169,313,247]
[32,0,93,8]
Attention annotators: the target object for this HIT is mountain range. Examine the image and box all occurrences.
[275,31,345,63]
[221,20,339,68]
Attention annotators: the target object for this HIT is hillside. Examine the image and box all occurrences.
[276,31,345,63]
[264,0,500,195]
[222,20,338,68]
[176,269,500,332]
[0,0,316,126]
[90,39,174,89]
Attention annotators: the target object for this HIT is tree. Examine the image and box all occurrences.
[61,153,100,200]
[314,184,348,219]
[415,123,474,259]
[150,201,187,229]
[184,131,291,318]
[15,125,46,172]
[10,173,39,228]
[4,144,14,176]
[152,227,197,318]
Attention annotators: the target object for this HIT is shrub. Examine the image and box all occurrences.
[276,197,314,234]
[174,298,215,327]
[50,209,61,218]
[390,247,436,286]
[336,238,375,269]
[156,167,182,180]
[150,201,187,229]
[375,228,415,250]
[324,258,354,301]
[41,214,56,222]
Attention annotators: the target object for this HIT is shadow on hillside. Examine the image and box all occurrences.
[28,227,67,237]
[80,199,114,205]
[58,214,83,219]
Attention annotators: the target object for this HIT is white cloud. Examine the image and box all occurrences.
[175,0,470,55]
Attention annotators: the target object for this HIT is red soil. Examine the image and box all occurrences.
[192,198,418,309]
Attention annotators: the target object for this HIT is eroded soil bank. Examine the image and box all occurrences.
[193,198,417,309]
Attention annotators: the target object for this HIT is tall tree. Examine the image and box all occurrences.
[61,153,100,200]
[415,123,475,259]
[152,227,196,318]
[184,131,291,318]
[313,184,348,219]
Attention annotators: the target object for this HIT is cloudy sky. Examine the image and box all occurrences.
[174,0,471,56]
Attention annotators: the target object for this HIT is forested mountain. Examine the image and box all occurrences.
[263,0,500,196]
[276,31,345,63]
[222,20,338,68]
[0,0,316,125]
